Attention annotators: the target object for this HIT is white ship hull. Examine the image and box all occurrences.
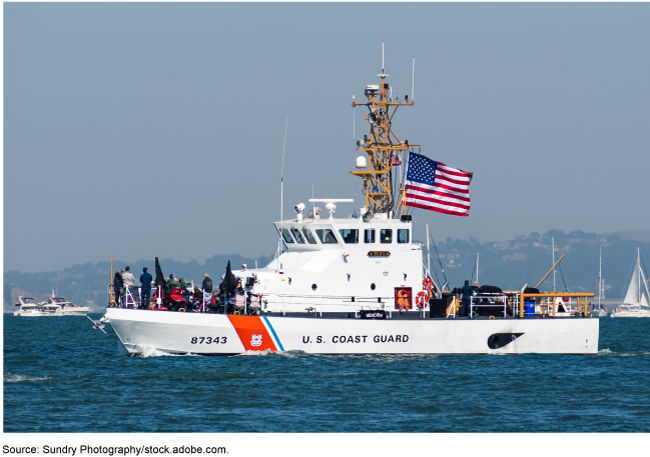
[14,309,90,316]
[58,308,92,315]
[40,308,92,316]
[106,308,599,355]
[45,310,91,316]
[14,310,46,317]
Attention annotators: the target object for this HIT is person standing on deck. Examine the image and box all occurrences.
[122,266,135,287]
[140,267,153,309]
[461,280,474,317]
[122,266,139,306]
[202,274,213,294]
[113,270,123,307]
[201,274,213,311]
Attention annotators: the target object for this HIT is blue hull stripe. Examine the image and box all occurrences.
[262,316,285,351]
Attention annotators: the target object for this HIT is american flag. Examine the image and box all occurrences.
[404,152,473,217]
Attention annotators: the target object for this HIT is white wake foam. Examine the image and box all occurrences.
[4,373,52,382]
[135,346,199,357]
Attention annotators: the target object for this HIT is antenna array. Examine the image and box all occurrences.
[351,42,419,216]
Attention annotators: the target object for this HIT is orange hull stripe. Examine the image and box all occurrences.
[227,315,278,352]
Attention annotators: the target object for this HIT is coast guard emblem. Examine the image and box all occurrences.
[251,334,263,347]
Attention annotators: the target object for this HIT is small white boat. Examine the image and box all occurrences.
[39,297,91,315]
[610,304,649,318]
[14,297,45,316]
[611,248,650,318]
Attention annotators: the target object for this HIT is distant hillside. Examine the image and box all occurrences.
[5,230,650,311]
[606,229,650,244]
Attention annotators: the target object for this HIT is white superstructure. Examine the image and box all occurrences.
[235,212,422,315]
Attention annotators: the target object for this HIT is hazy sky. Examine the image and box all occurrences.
[4,3,650,273]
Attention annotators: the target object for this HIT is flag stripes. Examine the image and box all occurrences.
[404,153,473,217]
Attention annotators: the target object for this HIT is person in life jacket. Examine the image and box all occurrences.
[178,277,190,309]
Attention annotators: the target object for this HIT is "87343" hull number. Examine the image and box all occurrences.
[191,337,227,344]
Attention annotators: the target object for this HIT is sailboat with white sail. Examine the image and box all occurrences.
[611,247,650,317]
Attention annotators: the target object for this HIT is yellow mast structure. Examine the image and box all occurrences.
[350,51,420,217]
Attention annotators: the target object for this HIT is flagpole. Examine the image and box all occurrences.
[110,253,114,307]
[426,223,431,280]
[279,116,288,272]
[403,150,411,216]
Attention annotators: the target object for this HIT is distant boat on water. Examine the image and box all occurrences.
[13,295,90,317]
[611,247,650,318]
[13,296,45,317]
[39,297,91,315]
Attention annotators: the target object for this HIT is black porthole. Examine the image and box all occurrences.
[311,284,317,291]
[370,283,376,290]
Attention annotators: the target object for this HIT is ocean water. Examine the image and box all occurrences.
[4,313,650,435]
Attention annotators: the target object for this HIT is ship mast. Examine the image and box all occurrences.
[351,44,420,217]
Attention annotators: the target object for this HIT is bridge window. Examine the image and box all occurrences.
[316,229,338,244]
[397,229,409,244]
[364,229,375,243]
[302,228,318,244]
[282,228,294,243]
[291,228,305,244]
[339,229,359,244]
[380,229,392,244]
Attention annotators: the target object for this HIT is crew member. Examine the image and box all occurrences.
[140,267,153,309]
[461,280,474,317]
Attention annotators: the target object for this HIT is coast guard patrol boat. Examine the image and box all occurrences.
[101,55,599,356]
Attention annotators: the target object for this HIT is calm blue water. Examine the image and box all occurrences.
[4,313,650,433]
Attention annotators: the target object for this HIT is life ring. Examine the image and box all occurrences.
[179,308,185,312]
[422,278,434,291]
[416,291,427,309]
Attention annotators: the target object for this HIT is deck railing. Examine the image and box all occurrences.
[515,292,595,318]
